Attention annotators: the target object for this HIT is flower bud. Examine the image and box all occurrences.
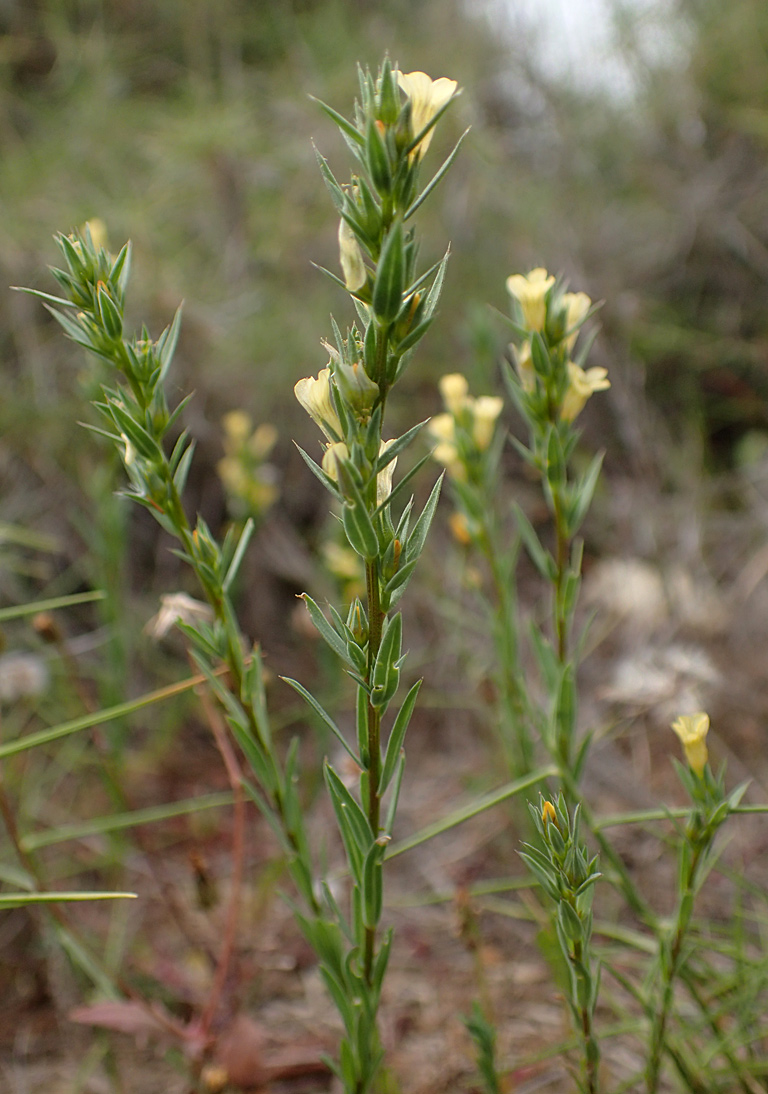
[321,441,350,482]
[377,439,397,506]
[338,219,367,292]
[336,360,379,416]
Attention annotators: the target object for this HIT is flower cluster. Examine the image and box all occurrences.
[427,373,503,481]
[506,268,608,423]
[217,410,279,522]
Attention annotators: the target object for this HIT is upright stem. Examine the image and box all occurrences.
[646,842,704,1094]
[364,558,384,984]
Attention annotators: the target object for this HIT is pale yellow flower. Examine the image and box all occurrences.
[671,712,710,777]
[222,409,252,444]
[294,367,343,441]
[323,540,361,583]
[377,439,397,507]
[439,373,469,415]
[512,340,536,393]
[427,412,456,443]
[321,441,350,481]
[506,268,555,333]
[560,363,610,423]
[84,218,109,252]
[120,432,136,467]
[397,70,458,159]
[449,511,472,546]
[472,396,504,450]
[338,219,366,291]
[248,423,278,459]
[562,291,592,351]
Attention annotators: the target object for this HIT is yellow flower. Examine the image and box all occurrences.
[377,439,397,507]
[321,441,350,481]
[560,363,610,423]
[439,372,469,415]
[338,219,366,291]
[449,511,472,546]
[222,409,253,445]
[472,396,504,450]
[294,367,343,441]
[541,800,557,826]
[397,70,458,159]
[513,340,536,393]
[248,423,278,460]
[427,412,455,443]
[562,291,591,351]
[506,268,555,333]
[671,712,710,777]
[84,218,109,252]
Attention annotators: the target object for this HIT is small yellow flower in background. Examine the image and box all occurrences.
[221,409,252,444]
[427,413,463,479]
[428,412,456,443]
[294,367,343,442]
[671,712,710,777]
[506,268,556,333]
[323,541,362,584]
[429,376,504,476]
[438,373,469,415]
[85,217,109,252]
[321,441,350,482]
[513,340,536,393]
[249,422,279,460]
[562,291,592,350]
[472,396,504,450]
[218,412,279,519]
[449,511,473,546]
[338,219,367,291]
[560,363,610,423]
[397,70,458,159]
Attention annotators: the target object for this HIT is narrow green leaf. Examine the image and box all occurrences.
[281,677,359,765]
[404,128,470,220]
[512,502,556,581]
[309,95,365,146]
[380,680,421,793]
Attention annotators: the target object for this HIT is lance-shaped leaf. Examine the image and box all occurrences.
[382,678,424,792]
[404,128,470,220]
[299,594,356,667]
[370,612,403,710]
[567,450,604,537]
[309,95,365,146]
[362,840,386,928]
[372,219,404,323]
[281,677,360,766]
[512,502,556,581]
[366,116,392,195]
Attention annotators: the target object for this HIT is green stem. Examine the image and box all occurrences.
[646,841,705,1094]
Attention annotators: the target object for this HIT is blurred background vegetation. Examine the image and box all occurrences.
[1,0,767,660]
